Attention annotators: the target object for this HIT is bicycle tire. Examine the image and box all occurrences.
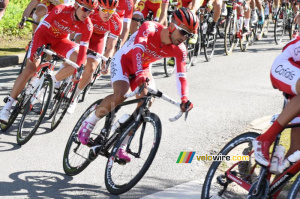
[204,33,216,61]
[19,50,29,75]
[274,8,286,45]
[63,99,103,176]
[16,75,53,145]
[0,101,22,132]
[51,79,78,131]
[201,131,260,199]
[186,41,196,70]
[224,14,236,55]
[163,58,175,77]
[105,112,162,195]
[240,32,249,52]
[193,22,202,63]
[287,174,300,198]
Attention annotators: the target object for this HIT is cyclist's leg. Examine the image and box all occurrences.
[77,50,130,145]
[255,0,265,24]
[51,40,80,83]
[243,0,252,32]
[33,3,48,32]
[253,57,300,166]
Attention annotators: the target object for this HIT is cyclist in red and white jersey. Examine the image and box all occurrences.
[19,0,74,32]
[53,0,123,114]
[130,0,163,34]
[253,37,300,167]
[116,0,134,48]
[76,7,198,162]
[0,0,97,124]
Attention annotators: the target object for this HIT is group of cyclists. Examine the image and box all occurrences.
[3,0,300,194]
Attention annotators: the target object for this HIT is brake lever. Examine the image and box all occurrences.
[184,101,191,121]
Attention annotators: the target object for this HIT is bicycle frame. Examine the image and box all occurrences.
[221,121,300,198]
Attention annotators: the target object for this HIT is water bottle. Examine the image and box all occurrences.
[270,145,285,174]
[110,114,130,134]
[278,150,300,173]
[25,75,40,95]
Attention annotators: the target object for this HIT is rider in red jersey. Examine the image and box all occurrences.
[0,0,98,124]
[76,7,199,162]
[53,0,123,114]
[115,0,133,48]
[253,37,300,167]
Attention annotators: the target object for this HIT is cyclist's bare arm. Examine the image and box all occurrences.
[101,36,118,74]
[19,0,39,29]
[158,1,168,25]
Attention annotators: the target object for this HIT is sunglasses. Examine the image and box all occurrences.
[99,6,115,14]
[174,23,193,38]
[77,3,94,14]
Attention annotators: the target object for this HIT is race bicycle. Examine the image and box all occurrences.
[63,82,190,195]
[201,92,300,199]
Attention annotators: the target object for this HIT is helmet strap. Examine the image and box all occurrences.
[168,25,176,42]
[75,9,80,21]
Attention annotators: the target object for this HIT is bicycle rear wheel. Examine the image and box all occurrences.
[63,99,104,176]
[163,58,175,77]
[105,112,162,195]
[17,75,53,145]
[51,78,77,130]
[224,15,237,55]
[201,131,260,199]
[274,8,287,45]
[240,33,249,52]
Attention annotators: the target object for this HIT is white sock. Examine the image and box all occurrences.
[244,19,250,27]
[58,63,65,72]
[121,135,130,148]
[52,75,58,83]
[73,87,82,100]
[3,96,15,110]
[86,111,101,125]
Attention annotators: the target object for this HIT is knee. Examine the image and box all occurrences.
[112,92,126,105]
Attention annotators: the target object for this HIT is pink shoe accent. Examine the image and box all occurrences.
[78,121,95,145]
[117,148,131,162]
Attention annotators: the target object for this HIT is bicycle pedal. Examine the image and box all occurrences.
[115,158,127,165]
[216,175,228,186]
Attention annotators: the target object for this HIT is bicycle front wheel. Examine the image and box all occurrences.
[204,33,216,61]
[105,112,162,195]
[224,15,236,55]
[201,131,260,199]
[63,99,104,176]
[287,174,300,198]
[51,79,77,130]
[17,75,53,145]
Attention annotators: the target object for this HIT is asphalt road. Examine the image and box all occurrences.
[0,29,286,198]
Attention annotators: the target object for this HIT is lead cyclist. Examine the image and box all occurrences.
[76,7,198,162]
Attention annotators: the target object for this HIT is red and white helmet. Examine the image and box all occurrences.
[98,0,119,9]
[76,0,98,9]
[173,7,199,34]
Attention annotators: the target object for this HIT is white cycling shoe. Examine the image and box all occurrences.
[0,108,10,124]
[252,139,271,167]
[67,100,78,114]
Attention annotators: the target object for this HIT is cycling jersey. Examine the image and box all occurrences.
[134,0,162,21]
[37,0,74,14]
[30,4,93,66]
[88,11,122,60]
[111,21,188,98]
[177,0,192,8]
[116,0,133,22]
[38,0,74,6]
